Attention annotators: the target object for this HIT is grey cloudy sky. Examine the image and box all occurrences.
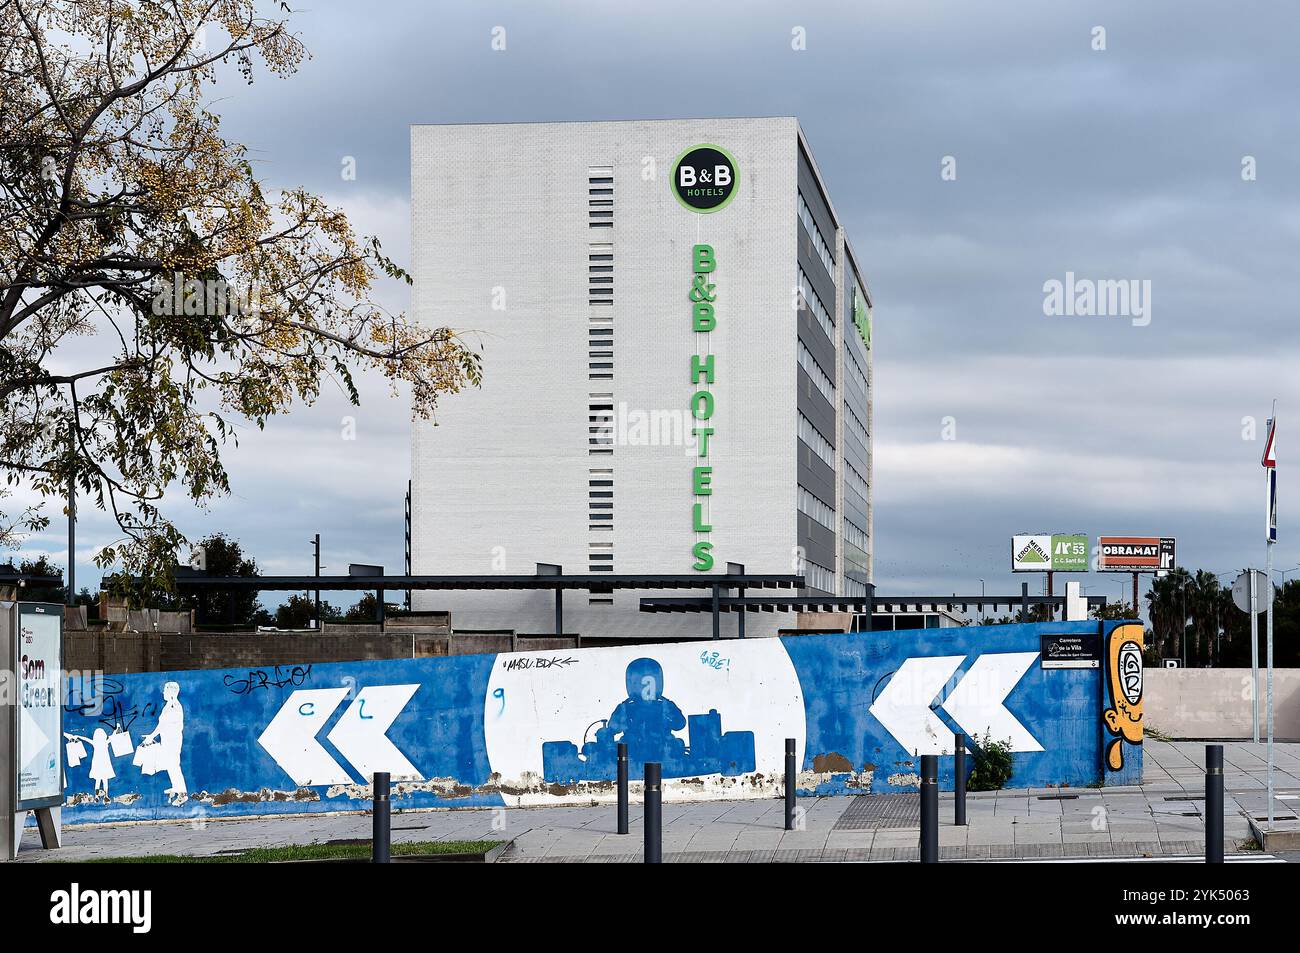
[19,0,1300,610]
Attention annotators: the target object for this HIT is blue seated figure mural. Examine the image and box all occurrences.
[542,657,756,783]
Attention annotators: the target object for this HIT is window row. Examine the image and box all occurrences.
[798,191,836,277]
[845,461,869,503]
[845,347,867,394]
[843,517,869,553]
[802,559,836,595]
[798,339,835,404]
[589,168,613,229]
[798,412,835,469]
[797,267,835,342]
[844,402,869,450]
[798,485,836,532]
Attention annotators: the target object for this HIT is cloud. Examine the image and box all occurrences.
[11,0,1298,606]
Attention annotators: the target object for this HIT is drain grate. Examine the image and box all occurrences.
[1037,794,1079,801]
[833,794,921,831]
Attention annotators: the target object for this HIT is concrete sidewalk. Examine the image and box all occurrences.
[14,740,1299,863]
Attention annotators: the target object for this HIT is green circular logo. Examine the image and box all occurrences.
[672,144,738,213]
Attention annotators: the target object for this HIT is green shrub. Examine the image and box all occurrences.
[966,731,1014,791]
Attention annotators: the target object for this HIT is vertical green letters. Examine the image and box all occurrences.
[689,244,718,570]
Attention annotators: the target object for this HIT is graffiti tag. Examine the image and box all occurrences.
[500,656,579,672]
[224,664,313,696]
[699,650,730,671]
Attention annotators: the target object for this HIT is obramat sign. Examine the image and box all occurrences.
[1098,536,1176,573]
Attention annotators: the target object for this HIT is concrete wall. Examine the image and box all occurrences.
[1145,668,1300,740]
[62,624,560,674]
[59,621,1143,824]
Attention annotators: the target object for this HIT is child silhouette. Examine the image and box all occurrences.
[605,658,687,766]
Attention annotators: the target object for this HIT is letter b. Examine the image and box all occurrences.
[693,244,715,273]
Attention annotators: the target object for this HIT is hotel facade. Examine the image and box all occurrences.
[410,118,873,637]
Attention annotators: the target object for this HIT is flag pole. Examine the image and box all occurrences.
[1262,401,1277,830]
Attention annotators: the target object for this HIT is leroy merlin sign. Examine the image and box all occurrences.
[1012,534,1088,572]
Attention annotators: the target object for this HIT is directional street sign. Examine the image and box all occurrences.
[257,684,422,786]
[868,652,1044,755]
[1231,569,1272,615]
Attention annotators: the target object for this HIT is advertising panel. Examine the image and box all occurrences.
[1012,534,1089,572]
[1098,536,1176,573]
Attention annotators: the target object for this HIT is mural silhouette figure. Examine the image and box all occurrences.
[542,657,755,783]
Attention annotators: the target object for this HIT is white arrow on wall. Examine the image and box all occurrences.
[326,685,421,781]
[258,685,422,787]
[870,653,1046,756]
[869,655,966,756]
[940,652,1043,753]
[257,688,352,786]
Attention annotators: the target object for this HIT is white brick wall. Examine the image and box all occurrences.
[411,118,857,637]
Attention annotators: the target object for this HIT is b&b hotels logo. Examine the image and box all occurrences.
[673,145,738,212]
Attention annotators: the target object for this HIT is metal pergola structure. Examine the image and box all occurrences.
[0,569,65,590]
[174,564,1114,638]
[640,582,1111,635]
[172,563,806,635]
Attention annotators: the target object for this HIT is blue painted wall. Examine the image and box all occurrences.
[58,621,1141,824]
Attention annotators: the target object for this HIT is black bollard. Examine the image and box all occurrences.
[919,755,938,863]
[644,762,662,863]
[372,771,391,864]
[785,738,797,831]
[954,733,967,827]
[1206,745,1224,864]
[617,742,629,835]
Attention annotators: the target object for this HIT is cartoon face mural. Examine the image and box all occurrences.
[1102,623,1144,771]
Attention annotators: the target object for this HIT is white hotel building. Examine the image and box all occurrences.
[410,118,873,638]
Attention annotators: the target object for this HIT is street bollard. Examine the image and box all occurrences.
[785,738,797,831]
[617,742,629,835]
[954,733,967,827]
[644,762,662,864]
[1206,745,1224,864]
[920,755,938,863]
[372,771,391,864]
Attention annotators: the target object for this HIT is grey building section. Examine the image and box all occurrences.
[841,251,872,596]
[793,137,873,597]
[410,118,873,632]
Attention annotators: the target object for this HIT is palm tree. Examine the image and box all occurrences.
[1146,567,1191,661]
[1187,570,1221,667]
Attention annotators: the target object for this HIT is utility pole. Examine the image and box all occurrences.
[66,425,76,606]
[312,534,321,630]
[404,480,412,612]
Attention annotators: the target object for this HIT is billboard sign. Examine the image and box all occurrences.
[1012,534,1089,572]
[1098,536,1176,573]
[15,602,64,808]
